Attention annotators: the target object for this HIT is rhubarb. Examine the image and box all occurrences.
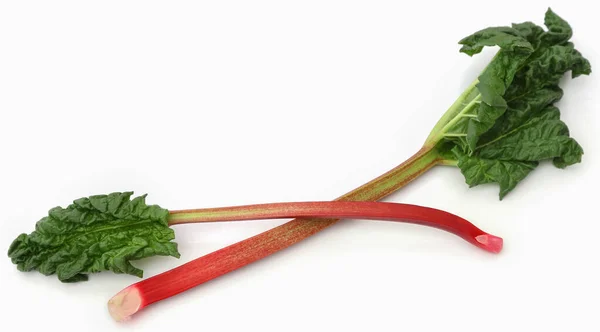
[169,201,502,253]
[108,200,503,321]
[6,7,592,320]
[108,7,591,319]
[8,191,498,283]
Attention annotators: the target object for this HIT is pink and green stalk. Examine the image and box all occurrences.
[109,147,465,320]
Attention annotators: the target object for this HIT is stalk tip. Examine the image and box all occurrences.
[108,286,143,322]
[475,234,503,253]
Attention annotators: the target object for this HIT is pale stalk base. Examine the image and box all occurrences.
[107,286,143,322]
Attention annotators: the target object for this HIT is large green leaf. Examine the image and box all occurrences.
[8,192,179,282]
[440,8,591,199]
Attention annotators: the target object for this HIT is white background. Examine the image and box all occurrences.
[1,1,598,331]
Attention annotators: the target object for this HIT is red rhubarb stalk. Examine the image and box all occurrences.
[168,201,502,252]
[109,148,469,321]
[109,197,501,321]
[4,9,591,323]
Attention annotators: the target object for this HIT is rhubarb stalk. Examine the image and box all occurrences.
[107,148,443,321]
[108,8,592,321]
[6,7,591,322]
[168,201,502,252]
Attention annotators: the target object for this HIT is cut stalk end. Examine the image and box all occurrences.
[108,286,143,322]
[475,234,503,253]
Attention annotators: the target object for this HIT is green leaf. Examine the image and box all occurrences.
[481,86,564,144]
[454,148,538,200]
[457,27,534,152]
[436,8,591,199]
[512,21,545,49]
[7,192,180,282]
[508,43,592,96]
[542,8,573,45]
[458,27,532,56]
[477,107,583,167]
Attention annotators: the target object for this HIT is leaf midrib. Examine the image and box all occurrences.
[63,219,158,243]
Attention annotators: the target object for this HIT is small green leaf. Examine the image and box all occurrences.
[542,8,573,45]
[458,27,533,56]
[7,192,179,282]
